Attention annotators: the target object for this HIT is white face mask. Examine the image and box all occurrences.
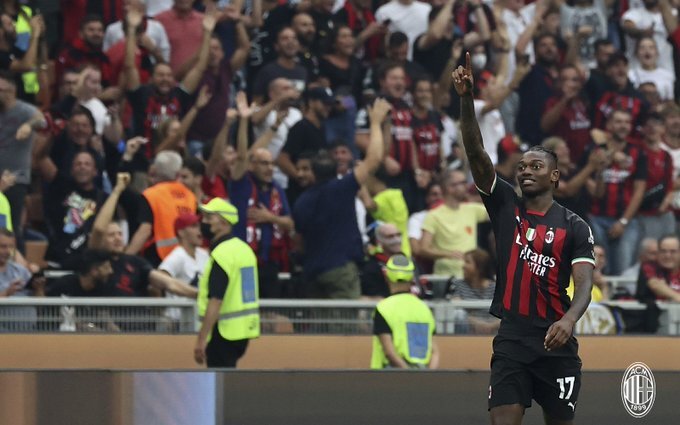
[471,54,487,72]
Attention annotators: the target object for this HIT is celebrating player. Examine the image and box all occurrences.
[453,53,595,425]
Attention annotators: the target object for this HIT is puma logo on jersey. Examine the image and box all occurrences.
[568,401,576,411]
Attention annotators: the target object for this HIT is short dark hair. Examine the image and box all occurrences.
[465,248,494,280]
[0,228,14,238]
[594,38,613,51]
[70,105,96,130]
[311,150,337,184]
[182,156,206,177]
[77,249,112,275]
[388,31,408,49]
[296,151,315,163]
[80,14,104,30]
[377,61,404,81]
[527,145,558,169]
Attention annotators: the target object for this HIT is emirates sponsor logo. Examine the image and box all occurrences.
[515,239,557,277]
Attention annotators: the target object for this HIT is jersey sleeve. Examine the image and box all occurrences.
[477,174,518,218]
[571,219,596,267]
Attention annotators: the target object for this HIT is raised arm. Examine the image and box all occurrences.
[354,98,390,185]
[453,52,495,193]
[89,172,131,249]
[206,108,238,178]
[230,91,254,181]
[11,15,43,73]
[124,8,143,91]
[417,0,456,51]
[181,13,217,94]
[230,16,251,71]
[156,85,213,153]
[660,0,678,34]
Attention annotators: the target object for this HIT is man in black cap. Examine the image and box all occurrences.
[277,86,335,198]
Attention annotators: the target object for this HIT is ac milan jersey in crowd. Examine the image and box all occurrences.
[479,175,595,328]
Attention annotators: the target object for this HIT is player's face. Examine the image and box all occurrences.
[516,152,558,196]
[658,238,680,271]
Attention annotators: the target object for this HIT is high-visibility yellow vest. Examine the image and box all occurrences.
[371,293,435,369]
[197,237,260,341]
[15,7,38,95]
[0,192,12,230]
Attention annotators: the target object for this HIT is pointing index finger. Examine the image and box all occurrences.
[465,51,471,73]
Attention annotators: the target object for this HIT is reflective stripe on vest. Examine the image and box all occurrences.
[199,307,260,321]
[156,237,179,248]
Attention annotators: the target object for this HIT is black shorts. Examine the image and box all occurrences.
[488,333,582,421]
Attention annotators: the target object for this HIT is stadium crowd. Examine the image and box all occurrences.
[2,0,680,326]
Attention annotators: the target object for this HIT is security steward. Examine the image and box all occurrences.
[371,254,439,369]
[194,198,260,368]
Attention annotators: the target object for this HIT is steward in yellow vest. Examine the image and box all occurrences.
[371,254,439,369]
[195,198,260,368]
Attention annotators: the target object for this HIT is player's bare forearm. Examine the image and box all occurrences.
[460,95,495,192]
[565,263,594,323]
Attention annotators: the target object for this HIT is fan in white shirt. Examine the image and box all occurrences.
[628,36,675,101]
[159,213,209,321]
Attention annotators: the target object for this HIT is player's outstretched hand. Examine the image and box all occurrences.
[544,316,575,351]
[452,52,474,97]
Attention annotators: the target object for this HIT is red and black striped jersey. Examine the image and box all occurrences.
[479,175,595,328]
[412,110,444,172]
[586,142,647,218]
[638,145,673,215]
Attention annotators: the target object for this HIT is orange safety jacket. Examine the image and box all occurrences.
[142,181,197,259]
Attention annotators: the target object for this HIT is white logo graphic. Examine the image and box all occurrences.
[568,402,576,411]
[621,362,655,418]
[545,230,554,244]
[587,225,595,245]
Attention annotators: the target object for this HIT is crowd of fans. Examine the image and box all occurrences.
[1,0,680,331]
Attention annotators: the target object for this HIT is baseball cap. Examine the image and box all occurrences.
[199,198,239,225]
[385,254,415,283]
[174,213,201,233]
[497,135,528,164]
[303,86,335,105]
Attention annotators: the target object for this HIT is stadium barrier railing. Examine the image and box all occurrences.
[0,294,677,335]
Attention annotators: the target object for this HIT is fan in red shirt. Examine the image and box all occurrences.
[636,113,675,241]
[56,15,113,88]
[541,65,592,164]
[637,235,680,303]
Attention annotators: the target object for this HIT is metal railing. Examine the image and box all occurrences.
[0,296,678,336]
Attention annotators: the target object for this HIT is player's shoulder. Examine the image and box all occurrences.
[554,202,593,234]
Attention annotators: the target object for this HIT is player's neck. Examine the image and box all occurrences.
[522,192,554,213]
